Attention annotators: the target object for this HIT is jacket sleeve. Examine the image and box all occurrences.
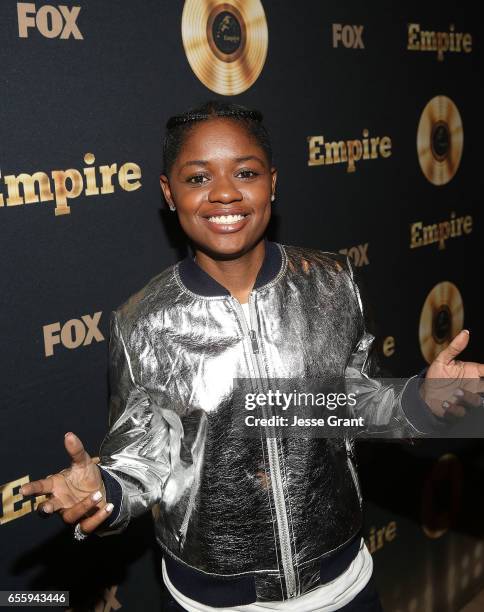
[94,310,171,537]
[342,255,449,440]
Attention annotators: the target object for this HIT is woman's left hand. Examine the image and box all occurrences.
[422,329,484,419]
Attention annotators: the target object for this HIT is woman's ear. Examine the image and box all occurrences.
[271,167,278,199]
[160,174,176,211]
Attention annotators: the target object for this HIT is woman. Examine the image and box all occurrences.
[20,101,484,611]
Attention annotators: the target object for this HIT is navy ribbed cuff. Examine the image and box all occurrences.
[98,466,123,527]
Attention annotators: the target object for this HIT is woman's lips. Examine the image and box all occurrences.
[201,214,250,234]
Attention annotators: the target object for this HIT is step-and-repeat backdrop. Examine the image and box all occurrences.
[1,1,482,610]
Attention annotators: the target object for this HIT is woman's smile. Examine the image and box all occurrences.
[201,209,251,233]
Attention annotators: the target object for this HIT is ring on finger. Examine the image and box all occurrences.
[73,522,89,541]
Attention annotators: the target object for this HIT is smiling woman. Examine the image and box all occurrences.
[158,102,277,305]
[20,100,483,612]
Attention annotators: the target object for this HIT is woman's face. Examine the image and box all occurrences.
[160,117,277,258]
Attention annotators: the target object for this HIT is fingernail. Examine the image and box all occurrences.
[20,486,25,495]
[43,503,53,513]
[105,503,114,513]
[64,432,73,438]
[92,490,102,502]
[442,401,450,408]
[462,329,470,335]
[454,389,464,397]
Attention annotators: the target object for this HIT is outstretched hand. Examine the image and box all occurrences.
[422,329,484,420]
[20,432,114,535]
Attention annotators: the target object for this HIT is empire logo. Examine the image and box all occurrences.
[407,24,472,61]
[43,311,104,357]
[17,3,83,40]
[410,211,472,250]
[339,243,369,267]
[0,153,142,216]
[382,336,395,358]
[307,130,391,172]
[364,521,397,555]
[332,24,365,49]
[0,475,46,525]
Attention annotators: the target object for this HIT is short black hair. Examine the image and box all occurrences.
[162,99,273,176]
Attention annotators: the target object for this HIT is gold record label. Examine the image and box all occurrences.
[419,281,464,364]
[417,95,464,186]
[182,0,268,95]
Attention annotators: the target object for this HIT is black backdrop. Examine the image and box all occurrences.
[1,1,482,610]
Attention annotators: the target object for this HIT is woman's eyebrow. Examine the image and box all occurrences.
[233,155,265,165]
[179,155,265,170]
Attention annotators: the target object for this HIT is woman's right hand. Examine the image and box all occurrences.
[19,432,114,534]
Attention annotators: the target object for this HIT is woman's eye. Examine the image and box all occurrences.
[187,174,208,184]
[186,169,258,184]
[237,169,258,179]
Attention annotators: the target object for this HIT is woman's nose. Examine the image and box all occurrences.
[208,176,242,204]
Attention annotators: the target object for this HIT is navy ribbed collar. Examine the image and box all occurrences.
[177,237,282,297]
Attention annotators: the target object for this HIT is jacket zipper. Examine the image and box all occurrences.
[345,439,362,505]
[231,294,297,599]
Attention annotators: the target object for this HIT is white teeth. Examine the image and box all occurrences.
[207,214,246,224]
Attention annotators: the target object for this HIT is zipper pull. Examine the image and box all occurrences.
[345,438,355,459]
[249,329,259,353]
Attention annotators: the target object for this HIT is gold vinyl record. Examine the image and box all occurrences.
[181,0,268,95]
[417,95,464,186]
[419,281,464,364]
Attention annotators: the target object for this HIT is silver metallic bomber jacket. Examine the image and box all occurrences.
[96,238,444,602]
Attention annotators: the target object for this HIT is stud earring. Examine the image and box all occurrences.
[271,193,275,202]
[169,204,176,211]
